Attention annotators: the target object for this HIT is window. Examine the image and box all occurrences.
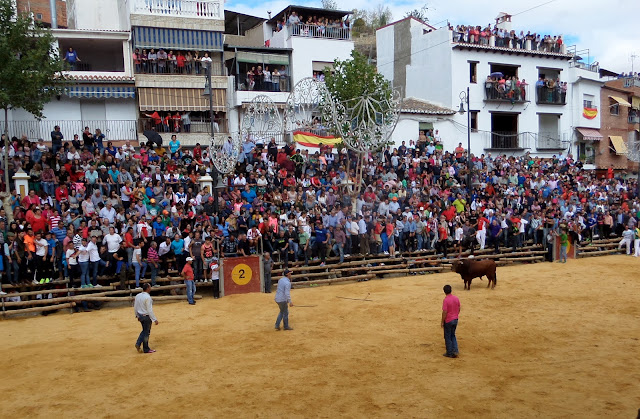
[470,111,478,132]
[610,103,619,116]
[469,62,477,84]
[583,100,593,108]
[35,13,43,20]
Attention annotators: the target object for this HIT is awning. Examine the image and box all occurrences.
[236,51,289,66]
[609,96,631,107]
[138,88,226,112]
[66,85,135,99]
[632,96,640,110]
[609,136,628,155]
[312,61,333,72]
[133,27,223,51]
[576,127,603,141]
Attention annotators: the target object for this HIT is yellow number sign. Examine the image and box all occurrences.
[231,264,252,286]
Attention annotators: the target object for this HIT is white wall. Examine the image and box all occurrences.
[70,0,130,31]
[290,37,353,86]
[376,25,394,84]
[392,118,418,149]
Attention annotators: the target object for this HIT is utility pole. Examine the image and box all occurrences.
[631,53,638,74]
[205,61,219,213]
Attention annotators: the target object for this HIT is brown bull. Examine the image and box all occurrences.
[450,259,497,290]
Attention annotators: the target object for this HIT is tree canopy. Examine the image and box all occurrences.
[404,4,430,22]
[0,0,66,120]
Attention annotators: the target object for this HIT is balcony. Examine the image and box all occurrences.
[289,23,351,41]
[536,86,566,105]
[236,74,291,92]
[536,132,565,150]
[130,0,222,20]
[6,120,137,142]
[133,60,225,76]
[481,131,533,151]
[629,114,640,124]
[138,117,228,136]
[484,82,529,103]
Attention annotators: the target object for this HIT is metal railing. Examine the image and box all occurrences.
[138,117,228,134]
[236,74,291,92]
[133,60,225,76]
[289,23,351,40]
[623,78,640,88]
[131,0,222,19]
[481,131,533,150]
[483,82,529,103]
[536,132,564,149]
[5,120,137,142]
[64,62,123,72]
[535,86,566,105]
[628,114,640,124]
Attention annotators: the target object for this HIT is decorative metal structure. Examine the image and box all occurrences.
[328,87,403,153]
[241,95,283,141]
[626,139,640,196]
[209,133,241,175]
[284,77,332,135]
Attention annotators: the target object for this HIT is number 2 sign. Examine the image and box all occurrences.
[220,256,263,297]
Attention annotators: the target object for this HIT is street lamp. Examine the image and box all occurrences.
[458,87,472,190]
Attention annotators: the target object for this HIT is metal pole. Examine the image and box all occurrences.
[49,0,58,29]
[466,87,472,190]
[206,62,220,214]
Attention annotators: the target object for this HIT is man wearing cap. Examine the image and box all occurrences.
[274,269,293,331]
[182,256,196,305]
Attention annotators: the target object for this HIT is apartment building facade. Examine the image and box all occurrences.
[376,16,602,158]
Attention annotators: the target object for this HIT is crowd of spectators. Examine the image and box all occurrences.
[132,48,217,75]
[484,75,529,102]
[0,123,639,294]
[618,72,640,80]
[450,24,564,53]
[275,11,351,39]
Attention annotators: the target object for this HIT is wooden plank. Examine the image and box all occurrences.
[2,302,76,316]
[292,274,374,287]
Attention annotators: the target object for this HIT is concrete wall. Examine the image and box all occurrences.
[68,0,129,30]
[376,25,394,86]
[130,15,224,32]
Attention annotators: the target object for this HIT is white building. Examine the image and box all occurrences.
[223,5,354,140]
[376,16,603,157]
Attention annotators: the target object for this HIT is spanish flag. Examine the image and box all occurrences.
[293,130,342,148]
[583,107,598,120]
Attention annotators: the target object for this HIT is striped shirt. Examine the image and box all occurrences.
[147,247,159,263]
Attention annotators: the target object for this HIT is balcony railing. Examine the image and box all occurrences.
[133,60,225,76]
[483,82,529,103]
[131,0,222,20]
[535,86,566,105]
[6,120,137,142]
[138,117,228,134]
[481,131,533,150]
[236,74,291,92]
[628,115,640,124]
[289,23,351,41]
[536,132,564,149]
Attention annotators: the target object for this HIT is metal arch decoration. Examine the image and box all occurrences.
[284,77,333,135]
[210,132,241,174]
[330,87,403,153]
[241,95,283,140]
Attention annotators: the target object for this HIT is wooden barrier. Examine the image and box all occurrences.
[291,274,374,288]
[2,303,76,316]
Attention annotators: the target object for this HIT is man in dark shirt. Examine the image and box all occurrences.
[82,126,95,152]
[51,126,64,156]
[221,233,238,257]
[314,221,329,266]
[274,230,289,267]
[237,233,251,257]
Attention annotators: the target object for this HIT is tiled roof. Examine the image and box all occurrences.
[64,74,135,82]
[453,42,573,59]
[401,97,456,115]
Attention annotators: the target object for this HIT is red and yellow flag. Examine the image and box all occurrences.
[583,107,598,120]
[293,130,342,148]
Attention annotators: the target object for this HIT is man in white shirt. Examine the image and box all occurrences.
[88,235,106,287]
[34,232,49,284]
[99,202,116,224]
[103,227,123,267]
[134,283,158,353]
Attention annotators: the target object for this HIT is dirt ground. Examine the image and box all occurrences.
[1,255,639,418]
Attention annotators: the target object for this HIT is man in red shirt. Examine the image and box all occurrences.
[454,142,465,163]
[182,256,196,305]
[441,284,460,358]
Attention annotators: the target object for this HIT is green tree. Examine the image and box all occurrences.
[0,0,66,190]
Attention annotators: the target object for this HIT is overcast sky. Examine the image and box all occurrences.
[226,0,640,74]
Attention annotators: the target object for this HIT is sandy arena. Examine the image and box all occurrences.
[1,255,639,418]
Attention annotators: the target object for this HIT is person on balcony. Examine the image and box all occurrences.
[181,112,191,133]
[63,47,80,71]
[133,49,142,73]
[176,52,186,74]
[167,50,177,73]
[263,66,272,92]
[185,52,193,74]
[272,68,280,92]
[148,49,157,73]
[157,49,168,73]
[201,52,212,75]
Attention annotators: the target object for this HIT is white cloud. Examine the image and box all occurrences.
[225,0,640,73]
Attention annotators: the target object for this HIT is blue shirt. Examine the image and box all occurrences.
[169,140,181,154]
[241,189,257,202]
[314,228,328,243]
[274,276,292,303]
[171,239,185,255]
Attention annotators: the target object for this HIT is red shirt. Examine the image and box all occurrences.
[182,263,194,281]
[477,217,489,231]
[442,294,460,323]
